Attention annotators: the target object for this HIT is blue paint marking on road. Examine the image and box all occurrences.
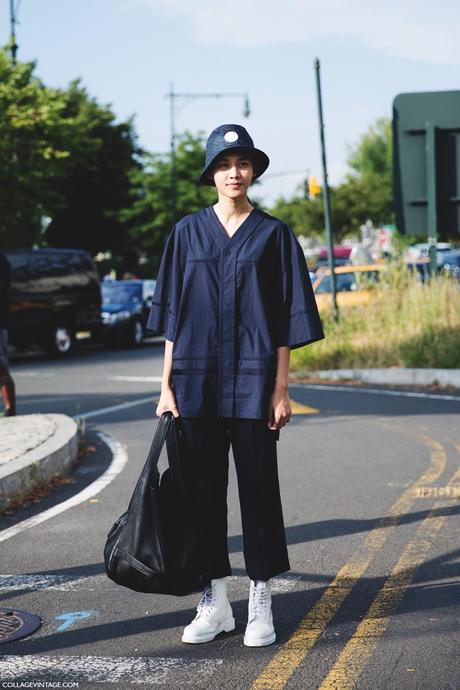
[54,610,97,631]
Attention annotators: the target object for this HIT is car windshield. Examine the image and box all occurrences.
[102,283,142,304]
[315,271,380,294]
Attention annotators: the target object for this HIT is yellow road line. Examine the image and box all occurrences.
[250,426,446,690]
[290,399,319,415]
[319,458,460,690]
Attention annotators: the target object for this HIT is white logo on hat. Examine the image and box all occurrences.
[224,131,239,142]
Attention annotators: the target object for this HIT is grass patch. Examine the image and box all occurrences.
[292,267,460,371]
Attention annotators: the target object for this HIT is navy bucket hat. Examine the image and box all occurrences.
[199,124,270,186]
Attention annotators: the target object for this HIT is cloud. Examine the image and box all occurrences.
[129,0,460,65]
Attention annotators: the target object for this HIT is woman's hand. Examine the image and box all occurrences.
[156,385,180,418]
[267,382,291,430]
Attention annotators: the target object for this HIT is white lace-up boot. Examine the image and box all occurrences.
[182,577,235,644]
[243,579,276,647]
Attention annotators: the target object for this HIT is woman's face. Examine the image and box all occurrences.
[212,153,254,199]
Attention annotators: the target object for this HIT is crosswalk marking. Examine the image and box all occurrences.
[0,655,223,684]
[0,574,89,591]
[0,572,303,594]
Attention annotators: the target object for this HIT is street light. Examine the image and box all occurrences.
[9,0,23,65]
[166,84,250,225]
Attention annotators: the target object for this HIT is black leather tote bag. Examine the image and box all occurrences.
[104,411,207,596]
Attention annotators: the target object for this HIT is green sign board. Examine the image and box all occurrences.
[393,90,460,240]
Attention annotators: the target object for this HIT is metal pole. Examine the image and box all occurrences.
[425,121,438,279]
[169,82,177,226]
[9,0,18,65]
[165,89,250,228]
[314,57,338,322]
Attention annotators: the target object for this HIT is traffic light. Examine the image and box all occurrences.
[308,175,321,197]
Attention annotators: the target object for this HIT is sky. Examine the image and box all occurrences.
[2,0,460,205]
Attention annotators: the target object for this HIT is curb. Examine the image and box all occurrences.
[0,414,80,513]
[291,368,460,388]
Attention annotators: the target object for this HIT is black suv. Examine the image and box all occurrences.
[5,248,102,356]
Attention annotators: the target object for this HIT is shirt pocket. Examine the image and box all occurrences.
[171,357,218,411]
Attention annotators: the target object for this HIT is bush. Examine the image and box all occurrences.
[292,267,460,371]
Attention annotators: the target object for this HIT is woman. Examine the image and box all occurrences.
[148,124,324,647]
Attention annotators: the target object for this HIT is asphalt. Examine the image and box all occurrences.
[0,340,459,690]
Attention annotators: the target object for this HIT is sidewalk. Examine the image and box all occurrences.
[0,414,80,513]
[291,367,460,389]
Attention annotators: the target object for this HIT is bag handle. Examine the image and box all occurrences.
[165,412,185,486]
[143,411,185,488]
[146,411,175,486]
[125,412,174,512]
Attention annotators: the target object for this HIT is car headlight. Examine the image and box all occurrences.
[102,311,131,324]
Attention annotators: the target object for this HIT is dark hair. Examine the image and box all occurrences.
[209,152,256,184]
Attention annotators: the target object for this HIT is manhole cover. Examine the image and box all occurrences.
[0,608,41,644]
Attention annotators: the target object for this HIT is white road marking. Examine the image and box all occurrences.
[13,371,55,378]
[109,375,163,383]
[74,395,157,421]
[291,382,460,402]
[0,572,303,594]
[0,655,222,684]
[19,396,79,405]
[270,575,303,592]
[0,430,128,543]
[228,573,302,592]
[0,573,103,591]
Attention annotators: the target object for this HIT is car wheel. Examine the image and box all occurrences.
[45,324,74,356]
[127,319,144,347]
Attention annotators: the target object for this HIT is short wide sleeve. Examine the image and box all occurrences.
[146,226,183,341]
[274,224,325,349]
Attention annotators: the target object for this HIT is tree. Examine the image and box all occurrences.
[119,132,217,274]
[269,191,321,238]
[0,48,71,247]
[269,117,394,241]
[341,116,394,229]
[0,48,140,259]
[44,79,141,260]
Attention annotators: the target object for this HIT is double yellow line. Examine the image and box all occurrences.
[251,423,452,690]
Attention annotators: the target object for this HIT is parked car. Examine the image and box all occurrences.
[313,264,385,310]
[315,245,352,269]
[5,248,102,356]
[405,242,452,260]
[101,279,156,347]
[438,249,460,282]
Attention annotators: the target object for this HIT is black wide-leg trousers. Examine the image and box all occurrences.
[178,417,291,583]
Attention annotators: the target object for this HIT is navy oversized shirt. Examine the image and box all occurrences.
[147,206,324,420]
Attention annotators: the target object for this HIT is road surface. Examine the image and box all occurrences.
[1,341,459,689]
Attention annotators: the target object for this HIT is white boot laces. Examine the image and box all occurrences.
[197,583,216,618]
[250,583,268,620]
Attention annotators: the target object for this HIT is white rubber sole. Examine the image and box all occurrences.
[181,616,235,644]
[243,630,277,647]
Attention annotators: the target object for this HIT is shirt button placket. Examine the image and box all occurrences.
[219,248,236,416]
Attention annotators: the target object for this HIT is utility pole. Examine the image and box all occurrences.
[314,57,339,322]
[9,0,19,65]
[168,83,177,226]
[166,86,250,226]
